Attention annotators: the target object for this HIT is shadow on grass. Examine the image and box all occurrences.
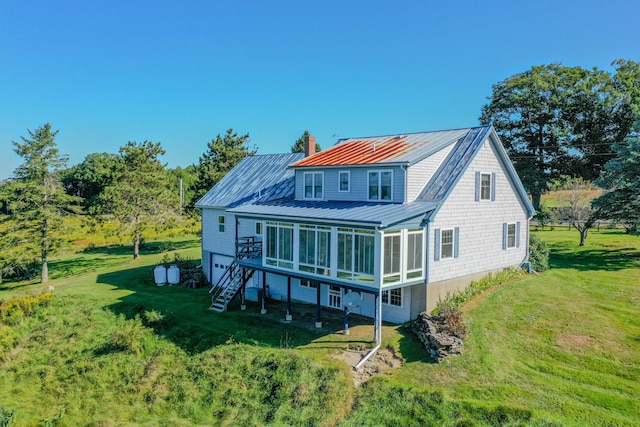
[97,264,376,355]
[397,325,436,364]
[550,247,640,271]
[47,237,201,281]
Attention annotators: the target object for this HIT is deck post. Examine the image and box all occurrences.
[343,307,349,335]
[315,282,322,328]
[373,292,379,344]
[286,277,292,321]
[261,271,267,314]
[375,291,382,345]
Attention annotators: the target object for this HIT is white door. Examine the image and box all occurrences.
[328,285,342,309]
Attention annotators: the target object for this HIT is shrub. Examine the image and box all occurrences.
[438,304,469,339]
[529,234,550,272]
[0,406,17,427]
[109,320,146,354]
[0,293,53,326]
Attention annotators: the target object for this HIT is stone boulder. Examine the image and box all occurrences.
[411,311,464,362]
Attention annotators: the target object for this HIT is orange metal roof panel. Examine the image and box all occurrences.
[290,128,476,168]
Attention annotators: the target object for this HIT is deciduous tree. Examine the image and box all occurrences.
[557,178,601,246]
[61,152,119,211]
[481,62,636,209]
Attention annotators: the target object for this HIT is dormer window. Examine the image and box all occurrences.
[338,171,350,192]
[304,172,323,200]
[368,170,392,201]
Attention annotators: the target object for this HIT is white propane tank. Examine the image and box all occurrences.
[167,264,180,285]
[154,265,167,286]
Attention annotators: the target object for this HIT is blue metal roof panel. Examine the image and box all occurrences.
[227,199,438,228]
[419,126,491,201]
[195,153,304,208]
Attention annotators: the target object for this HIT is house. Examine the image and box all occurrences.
[195,126,535,342]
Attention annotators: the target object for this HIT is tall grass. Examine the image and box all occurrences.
[1,227,638,425]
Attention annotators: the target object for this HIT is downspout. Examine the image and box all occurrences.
[521,214,534,273]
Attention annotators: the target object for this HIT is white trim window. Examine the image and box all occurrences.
[503,222,521,250]
[304,171,324,200]
[368,170,392,201]
[475,171,496,201]
[434,227,460,261]
[299,224,331,276]
[382,288,402,307]
[265,222,294,269]
[406,229,424,279]
[218,215,225,233]
[299,279,318,289]
[337,228,375,284]
[338,171,350,192]
[255,222,263,235]
[383,233,401,284]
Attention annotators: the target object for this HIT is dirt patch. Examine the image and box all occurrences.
[333,347,403,387]
[555,333,597,352]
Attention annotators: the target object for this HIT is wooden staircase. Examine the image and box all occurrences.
[209,237,261,312]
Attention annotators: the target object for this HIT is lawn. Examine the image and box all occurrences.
[0,227,638,426]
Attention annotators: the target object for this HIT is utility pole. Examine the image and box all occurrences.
[179,178,184,215]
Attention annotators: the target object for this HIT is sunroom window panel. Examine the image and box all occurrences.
[407,231,423,279]
[338,232,352,271]
[266,226,277,259]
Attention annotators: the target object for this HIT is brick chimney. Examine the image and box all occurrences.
[304,134,316,157]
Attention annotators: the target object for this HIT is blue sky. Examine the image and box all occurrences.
[1,0,638,179]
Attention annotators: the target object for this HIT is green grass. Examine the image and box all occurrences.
[378,228,640,426]
[1,227,639,426]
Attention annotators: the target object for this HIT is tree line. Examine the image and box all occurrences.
[0,126,315,283]
[1,59,639,282]
[482,59,640,244]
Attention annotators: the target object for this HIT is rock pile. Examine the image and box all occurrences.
[412,311,464,362]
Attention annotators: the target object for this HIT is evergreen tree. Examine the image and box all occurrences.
[96,141,178,259]
[2,123,80,283]
[192,129,255,204]
[291,130,321,153]
[594,125,640,234]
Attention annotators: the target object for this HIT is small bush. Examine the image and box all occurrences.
[529,234,550,272]
[434,269,521,314]
[109,320,146,354]
[438,305,469,339]
[0,406,17,427]
[0,293,53,326]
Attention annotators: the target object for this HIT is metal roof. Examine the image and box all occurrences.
[195,153,304,209]
[228,199,438,228]
[290,127,472,168]
[419,126,490,201]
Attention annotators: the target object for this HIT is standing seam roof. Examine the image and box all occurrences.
[290,128,471,167]
[195,153,304,208]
